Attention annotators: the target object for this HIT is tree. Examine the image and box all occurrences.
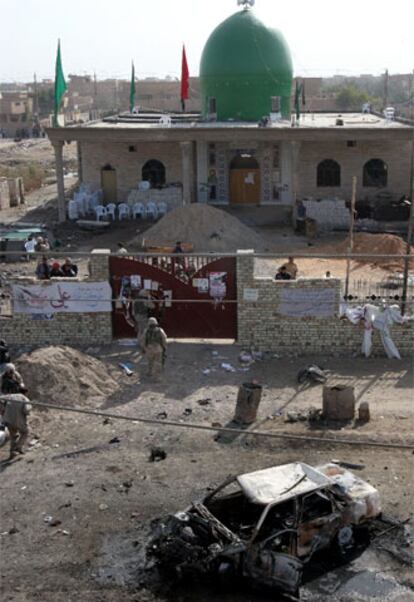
[335,85,372,110]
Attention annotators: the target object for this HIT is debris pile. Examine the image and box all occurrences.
[16,346,119,406]
[131,204,263,252]
[320,233,414,270]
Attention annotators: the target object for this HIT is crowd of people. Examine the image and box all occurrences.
[35,256,78,280]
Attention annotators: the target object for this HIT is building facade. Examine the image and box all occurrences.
[46,3,414,223]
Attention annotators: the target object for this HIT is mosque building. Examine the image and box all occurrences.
[47,0,413,223]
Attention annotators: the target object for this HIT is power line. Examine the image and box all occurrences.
[2,397,414,451]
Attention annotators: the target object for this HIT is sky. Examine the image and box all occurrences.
[1,0,413,82]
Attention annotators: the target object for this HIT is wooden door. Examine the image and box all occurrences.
[101,168,117,204]
[230,169,261,204]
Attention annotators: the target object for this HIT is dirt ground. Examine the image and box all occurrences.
[1,342,413,601]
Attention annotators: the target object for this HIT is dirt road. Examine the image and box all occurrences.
[1,343,413,601]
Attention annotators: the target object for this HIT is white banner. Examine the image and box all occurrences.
[278,287,337,318]
[12,282,112,314]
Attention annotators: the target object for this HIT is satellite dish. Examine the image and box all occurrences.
[238,0,255,9]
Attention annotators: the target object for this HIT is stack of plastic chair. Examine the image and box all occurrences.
[138,181,150,191]
[146,201,158,220]
[132,202,146,219]
[118,203,130,221]
[68,200,79,221]
[158,201,168,217]
[106,203,116,221]
[95,205,108,222]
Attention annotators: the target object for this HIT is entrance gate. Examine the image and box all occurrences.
[110,255,237,339]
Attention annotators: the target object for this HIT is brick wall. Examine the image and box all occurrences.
[2,251,113,346]
[298,140,412,200]
[81,141,183,201]
[237,251,414,356]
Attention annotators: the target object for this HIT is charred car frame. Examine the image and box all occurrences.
[148,462,381,597]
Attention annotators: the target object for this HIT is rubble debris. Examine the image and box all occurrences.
[119,363,134,376]
[239,352,253,364]
[297,364,327,385]
[197,399,211,407]
[147,462,381,597]
[221,363,237,373]
[284,407,322,423]
[156,412,168,420]
[183,409,192,417]
[44,516,62,527]
[331,460,366,471]
[358,402,371,423]
[323,385,355,421]
[149,447,167,463]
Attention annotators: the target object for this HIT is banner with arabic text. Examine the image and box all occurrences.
[12,282,112,314]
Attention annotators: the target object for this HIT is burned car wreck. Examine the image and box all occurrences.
[148,462,381,597]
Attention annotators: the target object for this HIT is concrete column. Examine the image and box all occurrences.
[181,141,194,205]
[77,141,83,183]
[53,140,66,222]
[196,140,208,203]
[290,141,301,226]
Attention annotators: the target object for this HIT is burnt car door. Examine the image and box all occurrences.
[243,529,303,595]
[242,501,303,595]
[297,489,343,558]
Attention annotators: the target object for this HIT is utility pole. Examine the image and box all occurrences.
[33,72,38,118]
[410,68,414,123]
[401,130,414,315]
[383,69,389,110]
[345,177,357,301]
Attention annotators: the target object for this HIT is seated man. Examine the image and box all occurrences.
[275,266,292,281]
[61,257,78,277]
[283,256,298,280]
[49,261,64,278]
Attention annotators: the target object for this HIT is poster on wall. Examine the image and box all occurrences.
[130,275,142,289]
[278,288,337,318]
[209,272,227,299]
[12,282,112,314]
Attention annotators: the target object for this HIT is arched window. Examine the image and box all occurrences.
[317,159,341,187]
[363,159,388,187]
[142,160,166,188]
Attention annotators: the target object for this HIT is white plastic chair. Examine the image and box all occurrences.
[118,203,130,221]
[68,200,79,221]
[146,201,158,220]
[132,202,146,219]
[95,205,108,222]
[158,201,168,217]
[106,203,116,221]
[138,181,150,191]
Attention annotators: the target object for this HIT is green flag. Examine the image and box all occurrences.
[130,62,136,113]
[54,40,67,126]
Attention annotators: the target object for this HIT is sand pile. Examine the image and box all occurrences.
[16,346,119,406]
[132,204,263,252]
[320,233,413,270]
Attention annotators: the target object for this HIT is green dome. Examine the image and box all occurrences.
[200,9,293,121]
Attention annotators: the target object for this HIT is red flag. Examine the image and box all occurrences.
[181,45,189,103]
